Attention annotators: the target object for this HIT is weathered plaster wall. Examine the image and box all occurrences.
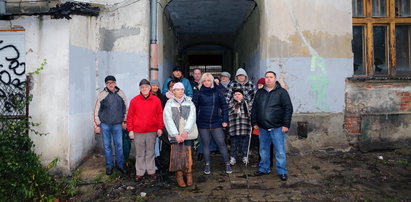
[158,0,178,87]
[92,1,151,154]
[233,1,261,83]
[68,15,98,170]
[345,79,411,151]
[287,113,351,154]
[231,0,354,153]
[96,0,150,98]
[263,0,353,113]
[1,16,72,174]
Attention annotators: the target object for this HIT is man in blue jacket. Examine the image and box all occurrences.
[162,66,193,97]
[251,71,293,181]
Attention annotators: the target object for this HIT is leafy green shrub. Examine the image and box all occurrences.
[0,60,77,201]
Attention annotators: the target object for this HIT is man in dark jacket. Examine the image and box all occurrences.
[93,75,127,175]
[251,71,293,181]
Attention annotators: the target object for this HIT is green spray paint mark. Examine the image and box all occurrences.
[308,73,329,111]
[308,56,329,111]
[310,55,326,74]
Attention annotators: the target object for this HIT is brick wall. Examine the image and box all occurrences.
[397,92,411,111]
[345,79,411,139]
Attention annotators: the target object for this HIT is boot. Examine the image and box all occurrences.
[186,172,193,186]
[176,171,186,187]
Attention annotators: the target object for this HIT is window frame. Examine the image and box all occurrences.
[353,0,411,76]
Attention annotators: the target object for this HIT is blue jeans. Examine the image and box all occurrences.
[258,128,287,175]
[154,137,160,157]
[100,123,124,169]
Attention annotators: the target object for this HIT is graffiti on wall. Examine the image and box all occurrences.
[286,2,330,111]
[0,35,26,116]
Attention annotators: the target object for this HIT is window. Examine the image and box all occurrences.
[189,65,222,78]
[352,0,411,76]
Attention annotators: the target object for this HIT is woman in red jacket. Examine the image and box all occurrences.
[127,79,164,181]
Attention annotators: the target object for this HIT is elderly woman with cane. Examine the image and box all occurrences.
[163,82,197,187]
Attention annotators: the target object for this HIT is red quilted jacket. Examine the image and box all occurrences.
[127,93,164,133]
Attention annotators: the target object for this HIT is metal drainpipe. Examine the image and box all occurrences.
[149,0,158,81]
[0,0,6,15]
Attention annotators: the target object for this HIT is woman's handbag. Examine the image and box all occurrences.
[169,143,190,172]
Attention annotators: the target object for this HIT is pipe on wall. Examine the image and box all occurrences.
[149,0,159,80]
[0,0,6,15]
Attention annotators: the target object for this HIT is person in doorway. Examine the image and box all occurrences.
[251,71,293,181]
[228,89,252,165]
[163,82,196,187]
[127,79,164,181]
[93,75,127,175]
[193,73,232,175]
[226,68,255,104]
[162,66,193,97]
[257,77,265,90]
[218,72,232,97]
[151,80,167,108]
[165,80,177,99]
[150,80,168,171]
[190,67,202,92]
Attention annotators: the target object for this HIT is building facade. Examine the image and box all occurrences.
[0,0,410,174]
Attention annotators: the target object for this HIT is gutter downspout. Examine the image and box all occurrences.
[150,0,158,80]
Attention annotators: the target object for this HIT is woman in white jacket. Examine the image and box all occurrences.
[163,82,197,187]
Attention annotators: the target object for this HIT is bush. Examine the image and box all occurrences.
[0,60,77,201]
[0,99,61,201]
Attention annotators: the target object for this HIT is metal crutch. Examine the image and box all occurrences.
[245,127,253,166]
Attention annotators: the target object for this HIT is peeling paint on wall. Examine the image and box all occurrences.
[99,26,141,51]
[286,1,330,111]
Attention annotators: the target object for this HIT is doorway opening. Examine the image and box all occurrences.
[160,0,260,83]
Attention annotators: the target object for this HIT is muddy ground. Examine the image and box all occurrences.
[71,145,411,201]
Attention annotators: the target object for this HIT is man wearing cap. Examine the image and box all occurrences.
[226,68,255,104]
[162,66,193,97]
[93,75,127,175]
[218,72,232,97]
[127,79,164,181]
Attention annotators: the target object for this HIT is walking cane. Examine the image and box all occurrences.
[245,127,253,166]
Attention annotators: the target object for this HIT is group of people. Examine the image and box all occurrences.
[93,66,293,188]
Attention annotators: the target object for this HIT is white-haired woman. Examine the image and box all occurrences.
[193,73,232,174]
[163,82,196,187]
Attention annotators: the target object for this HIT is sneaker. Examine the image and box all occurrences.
[116,167,127,175]
[225,164,233,174]
[106,168,113,175]
[242,157,249,164]
[148,173,157,179]
[135,175,144,182]
[229,157,236,165]
[254,171,270,176]
[279,174,288,181]
[204,164,211,175]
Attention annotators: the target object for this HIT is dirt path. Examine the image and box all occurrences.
[72,147,411,201]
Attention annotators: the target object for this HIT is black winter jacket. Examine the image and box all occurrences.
[251,82,293,129]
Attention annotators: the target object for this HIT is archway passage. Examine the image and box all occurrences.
[161,0,259,82]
